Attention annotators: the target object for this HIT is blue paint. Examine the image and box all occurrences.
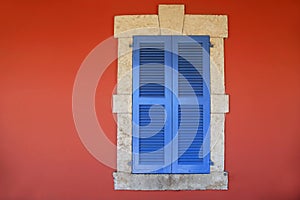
[132,36,210,174]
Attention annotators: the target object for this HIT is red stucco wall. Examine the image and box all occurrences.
[1,0,300,199]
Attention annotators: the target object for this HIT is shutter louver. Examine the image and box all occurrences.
[139,43,165,97]
[178,105,204,164]
[178,42,203,96]
[139,105,165,165]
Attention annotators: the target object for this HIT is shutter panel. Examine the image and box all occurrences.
[132,36,172,173]
[171,36,211,173]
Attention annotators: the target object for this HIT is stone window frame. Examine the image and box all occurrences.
[112,4,229,190]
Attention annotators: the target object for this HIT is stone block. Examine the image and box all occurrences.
[210,38,225,94]
[210,114,225,171]
[113,172,228,190]
[183,15,228,38]
[211,94,229,113]
[118,37,132,57]
[117,114,132,172]
[158,5,185,35]
[112,94,132,113]
[114,15,160,38]
[117,38,132,94]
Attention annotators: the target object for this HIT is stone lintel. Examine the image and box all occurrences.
[183,15,228,38]
[114,15,160,38]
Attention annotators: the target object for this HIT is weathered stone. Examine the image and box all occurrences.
[113,172,228,190]
[117,38,132,94]
[117,114,132,172]
[210,114,225,171]
[211,94,229,113]
[210,38,225,94]
[158,5,185,35]
[117,55,132,94]
[118,37,132,57]
[112,94,132,113]
[114,15,160,38]
[183,15,228,38]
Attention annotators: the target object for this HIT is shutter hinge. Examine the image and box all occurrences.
[129,43,133,48]
[210,42,214,48]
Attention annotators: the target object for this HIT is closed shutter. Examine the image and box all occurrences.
[132,36,210,174]
[132,36,172,173]
[171,36,211,173]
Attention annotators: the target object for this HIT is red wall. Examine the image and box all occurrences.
[1,0,300,199]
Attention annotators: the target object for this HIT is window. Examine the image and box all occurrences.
[132,36,211,174]
[113,4,229,190]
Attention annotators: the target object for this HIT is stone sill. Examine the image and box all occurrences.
[113,171,228,190]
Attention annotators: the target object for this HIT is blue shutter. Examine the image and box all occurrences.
[132,36,210,174]
[171,36,211,173]
[132,36,172,173]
